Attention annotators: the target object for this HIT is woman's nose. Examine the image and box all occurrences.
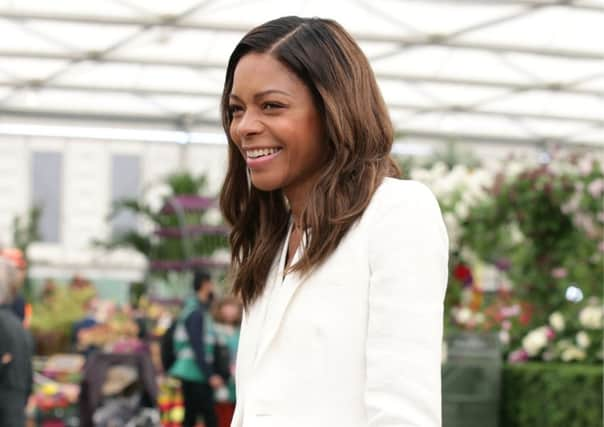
[235,109,263,138]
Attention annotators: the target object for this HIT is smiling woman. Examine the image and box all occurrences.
[227,52,325,196]
[219,16,449,427]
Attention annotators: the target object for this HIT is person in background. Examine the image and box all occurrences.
[0,257,33,427]
[1,248,27,323]
[169,270,223,427]
[212,297,243,427]
[71,296,99,354]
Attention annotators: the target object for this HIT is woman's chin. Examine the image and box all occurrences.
[250,178,282,192]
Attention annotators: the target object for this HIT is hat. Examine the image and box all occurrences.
[101,365,139,397]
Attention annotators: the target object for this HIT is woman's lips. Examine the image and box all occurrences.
[245,148,282,169]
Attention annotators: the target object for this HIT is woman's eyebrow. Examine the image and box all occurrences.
[229,89,291,101]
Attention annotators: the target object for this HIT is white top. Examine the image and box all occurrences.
[232,178,449,427]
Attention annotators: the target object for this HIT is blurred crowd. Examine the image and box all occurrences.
[0,248,242,427]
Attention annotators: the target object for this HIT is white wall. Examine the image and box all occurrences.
[0,138,228,283]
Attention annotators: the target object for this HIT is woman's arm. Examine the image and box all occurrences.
[366,181,449,427]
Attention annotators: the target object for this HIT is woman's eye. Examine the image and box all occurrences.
[263,102,283,111]
[229,104,243,116]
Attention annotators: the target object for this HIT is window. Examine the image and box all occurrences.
[32,151,62,243]
[111,154,141,236]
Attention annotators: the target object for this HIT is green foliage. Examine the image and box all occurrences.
[166,172,207,195]
[30,286,96,335]
[501,362,603,427]
[12,205,42,253]
[11,206,42,299]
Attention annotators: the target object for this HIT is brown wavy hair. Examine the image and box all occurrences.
[219,16,400,308]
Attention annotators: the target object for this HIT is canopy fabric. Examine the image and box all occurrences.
[0,0,602,149]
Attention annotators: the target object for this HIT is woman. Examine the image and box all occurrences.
[219,16,449,427]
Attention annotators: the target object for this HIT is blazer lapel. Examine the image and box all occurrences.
[253,231,308,368]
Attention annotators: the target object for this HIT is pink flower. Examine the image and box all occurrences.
[502,320,512,331]
[501,304,521,318]
[551,267,567,279]
[508,349,529,363]
[599,241,604,252]
[588,179,604,197]
[574,213,597,238]
[545,327,556,341]
[579,158,594,176]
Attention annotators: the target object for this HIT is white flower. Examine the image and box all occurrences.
[212,249,231,264]
[498,330,510,345]
[579,306,603,329]
[204,207,223,226]
[576,331,590,349]
[431,162,449,180]
[561,194,580,215]
[443,212,460,248]
[474,312,486,325]
[460,247,479,265]
[509,223,525,245]
[561,346,586,362]
[522,327,549,356]
[454,201,469,219]
[505,161,525,178]
[455,307,472,325]
[549,312,565,332]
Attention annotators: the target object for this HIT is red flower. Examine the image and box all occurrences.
[454,264,473,284]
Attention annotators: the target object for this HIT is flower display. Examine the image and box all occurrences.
[508,297,603,364]
[410,150,603,363]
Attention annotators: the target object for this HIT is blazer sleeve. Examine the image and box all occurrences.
[365,181,449,427]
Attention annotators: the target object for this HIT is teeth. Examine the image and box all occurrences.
[247,148,280,159]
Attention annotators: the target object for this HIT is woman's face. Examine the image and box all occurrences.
[228,52,325,199]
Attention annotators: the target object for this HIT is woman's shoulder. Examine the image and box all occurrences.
[363,177,448,251]
[369,177,439,212]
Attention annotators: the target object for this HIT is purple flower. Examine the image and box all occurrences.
[495,258,511,271]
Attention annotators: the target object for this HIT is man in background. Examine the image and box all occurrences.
[169,270,222,427]
[0,257,33,427]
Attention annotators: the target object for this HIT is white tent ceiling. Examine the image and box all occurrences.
[0,0,603,149]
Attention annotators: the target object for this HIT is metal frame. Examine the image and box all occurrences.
[0,0,602,149]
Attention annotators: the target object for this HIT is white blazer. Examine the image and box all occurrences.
[231,178,449,427]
